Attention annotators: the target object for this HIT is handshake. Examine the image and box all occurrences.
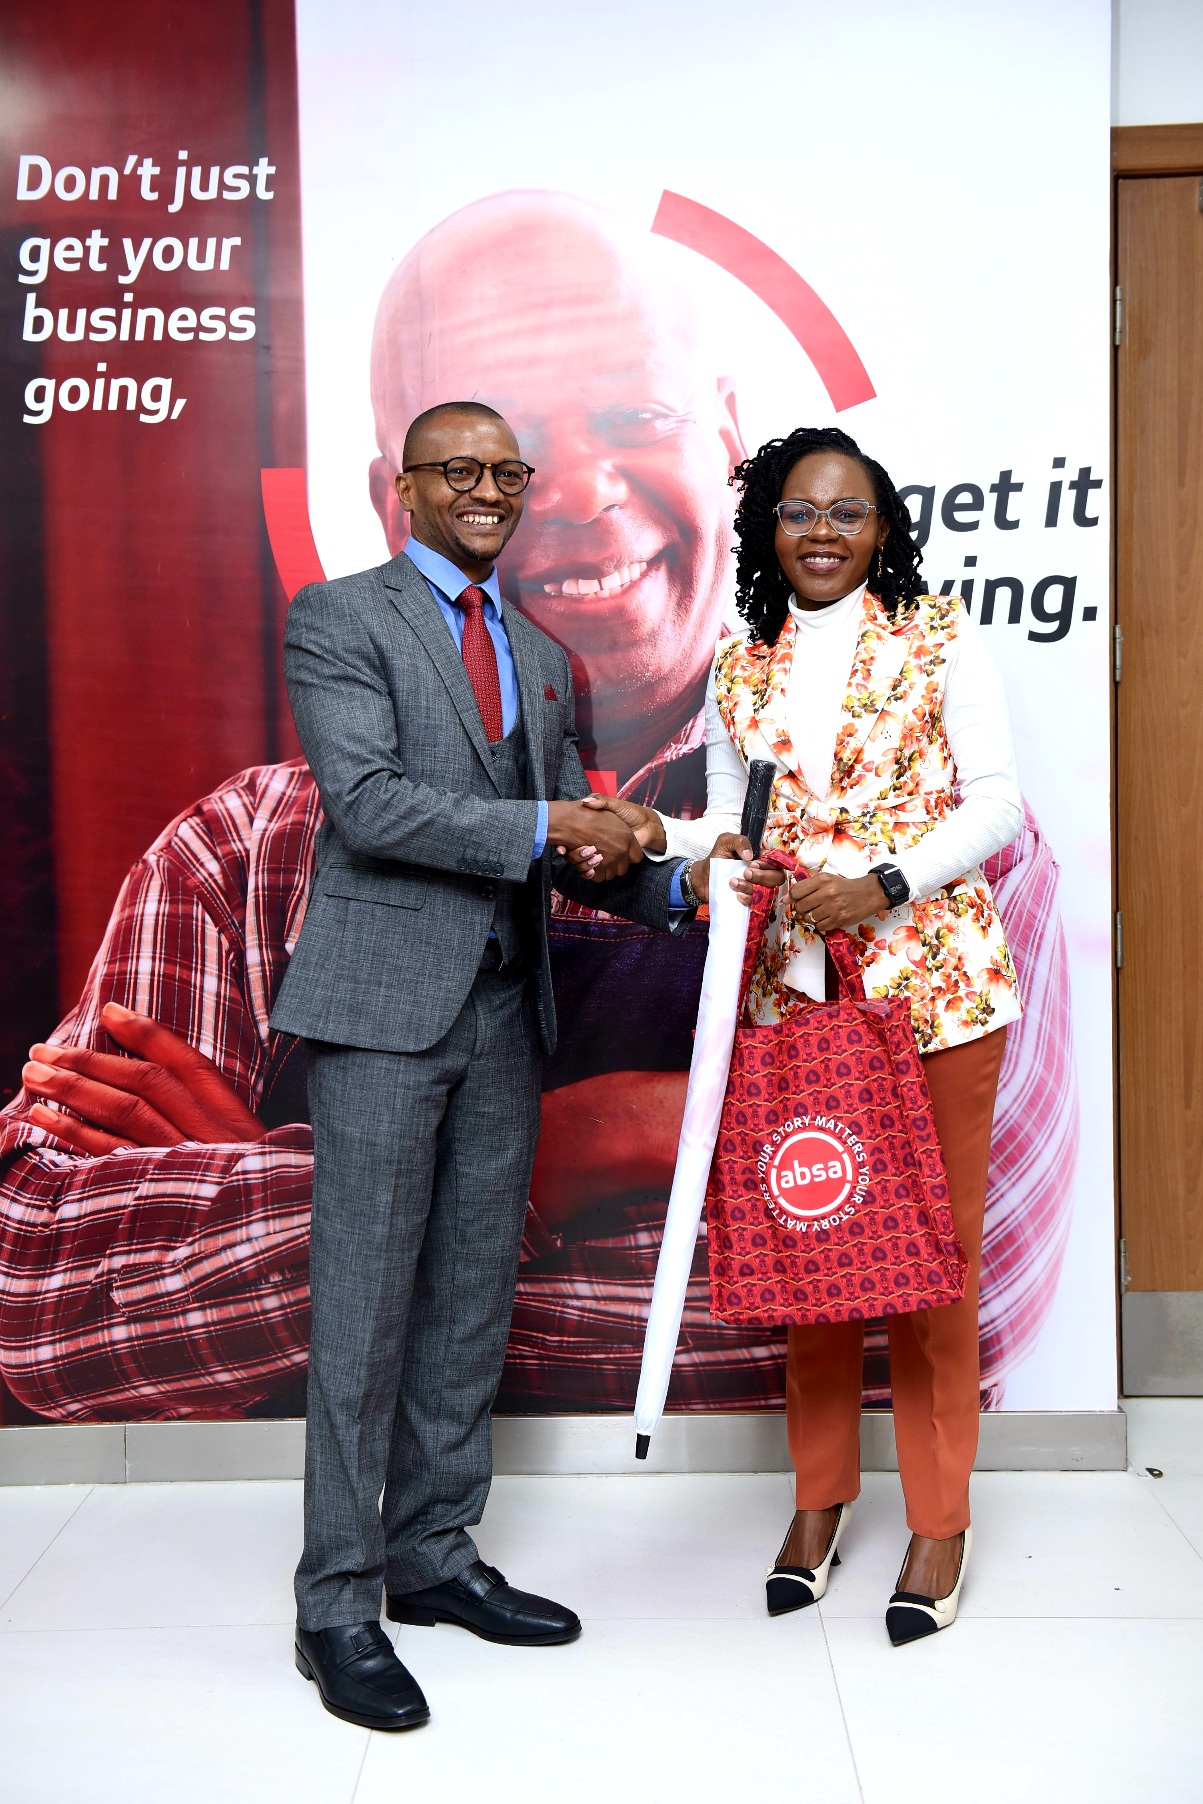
[18,803,759,1160]
[546,794,751,904]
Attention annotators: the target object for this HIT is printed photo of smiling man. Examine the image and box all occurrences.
[364,191,1075,1416]
[366,193,793,1412]
[0,190,1073,1438]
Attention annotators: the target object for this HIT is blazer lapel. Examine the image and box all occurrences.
[501,600,548,801]
[830,590,913,788]
[382,553,500,791]
[750,615,810,789]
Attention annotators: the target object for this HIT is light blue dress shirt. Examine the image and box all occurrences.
[404,536,690,910]
[405,537,547,859]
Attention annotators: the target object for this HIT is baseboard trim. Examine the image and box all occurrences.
[1122,1291,1203,1394]
[0,1409,1127,1484]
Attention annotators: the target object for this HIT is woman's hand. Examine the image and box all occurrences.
[727,862,890,930]
[787,871,889,934]
[730,857,788,906]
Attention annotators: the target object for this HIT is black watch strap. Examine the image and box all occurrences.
[869,861,910,908]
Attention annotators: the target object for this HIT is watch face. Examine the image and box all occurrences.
[876,865,907,906]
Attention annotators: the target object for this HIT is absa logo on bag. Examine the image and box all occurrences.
[758,1115,870,1232]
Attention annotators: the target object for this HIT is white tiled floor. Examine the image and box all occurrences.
[2,1402,1202,1803]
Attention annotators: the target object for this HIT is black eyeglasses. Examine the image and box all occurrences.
[775,498,877,537]
[402,457,535,495]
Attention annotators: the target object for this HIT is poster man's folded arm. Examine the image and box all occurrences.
[0,768,317,1420]
[0,1124,313,1421]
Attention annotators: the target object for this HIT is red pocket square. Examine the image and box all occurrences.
[544,684,558,701]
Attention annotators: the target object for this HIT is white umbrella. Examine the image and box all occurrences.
[633,856,751,1456]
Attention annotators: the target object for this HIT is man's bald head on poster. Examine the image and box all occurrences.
[369,192,745,777]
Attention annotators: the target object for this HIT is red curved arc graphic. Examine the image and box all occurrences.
[263,196,872,601]
[261,467,326,600]
[651,190,875,413]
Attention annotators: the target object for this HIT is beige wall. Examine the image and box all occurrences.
[1114,0,1203,124]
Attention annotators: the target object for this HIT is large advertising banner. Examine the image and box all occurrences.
[0,0,1113,1426]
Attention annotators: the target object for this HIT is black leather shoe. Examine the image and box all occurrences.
[385,1560,581,1646]
[295,1622,430,1731]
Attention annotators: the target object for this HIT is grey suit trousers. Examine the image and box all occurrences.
[294,963,541,1630]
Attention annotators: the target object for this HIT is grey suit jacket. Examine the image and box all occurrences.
[270,551,688,1056]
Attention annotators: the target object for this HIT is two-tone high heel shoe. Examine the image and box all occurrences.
[885,1525,972,1646]
[765,1503,852,1616]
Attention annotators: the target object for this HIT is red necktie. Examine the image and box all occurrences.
[455,584,505,743]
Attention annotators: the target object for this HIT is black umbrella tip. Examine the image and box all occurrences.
[635,1433,651,1461]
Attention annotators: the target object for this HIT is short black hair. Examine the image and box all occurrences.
[402,400,509,467]
[729,426,925,644]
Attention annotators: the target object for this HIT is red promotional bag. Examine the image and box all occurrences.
[706,850,966,1327]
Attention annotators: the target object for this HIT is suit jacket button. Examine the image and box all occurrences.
[480,882,496,900]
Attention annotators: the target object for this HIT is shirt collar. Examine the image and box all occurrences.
[787,581,866,630]
[406,536,503,614]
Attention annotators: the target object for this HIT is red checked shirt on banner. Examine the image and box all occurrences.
[0,747,1068,1420]
[713,590,1023,1052]
[0,747,785,1421]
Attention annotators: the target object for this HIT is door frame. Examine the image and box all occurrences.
[1111,125,1203,1392]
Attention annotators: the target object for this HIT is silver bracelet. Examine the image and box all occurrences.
[678,861,703,909]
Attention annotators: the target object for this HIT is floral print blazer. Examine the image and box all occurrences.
[713,590,1022,1053]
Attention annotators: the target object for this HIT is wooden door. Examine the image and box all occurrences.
[1116,170,1203,1392]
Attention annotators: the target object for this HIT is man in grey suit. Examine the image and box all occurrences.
[272,401,700,1731]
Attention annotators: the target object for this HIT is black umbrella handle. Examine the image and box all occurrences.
[739,759,776,858]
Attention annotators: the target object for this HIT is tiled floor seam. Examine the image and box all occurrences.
[1139,1485,1203,1564]
[346,1722,373,1802]
[0,1485,95,1614]
[817,1605,866,1802]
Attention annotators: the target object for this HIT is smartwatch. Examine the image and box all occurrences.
[869,862,910,909]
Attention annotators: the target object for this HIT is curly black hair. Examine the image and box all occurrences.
[729,426,925,644]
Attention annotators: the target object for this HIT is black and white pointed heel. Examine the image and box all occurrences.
[765,1502,851,1616]
[885,1525,972,1646]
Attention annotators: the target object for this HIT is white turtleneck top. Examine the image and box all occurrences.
[654,585,1023,1001]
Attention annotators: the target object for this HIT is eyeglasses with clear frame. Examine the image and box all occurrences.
[774,498,877,537]
[401,457,536,495]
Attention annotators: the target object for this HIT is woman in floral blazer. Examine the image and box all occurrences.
[615,425,1023,1645]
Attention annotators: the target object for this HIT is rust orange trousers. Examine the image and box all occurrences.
[786,1025,1007,1541]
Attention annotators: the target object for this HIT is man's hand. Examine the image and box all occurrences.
[558,793,666,878]
[579,793,667,852]
[22,1002,266,1156]
[546,798,643,881]
[682,832,754,904]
